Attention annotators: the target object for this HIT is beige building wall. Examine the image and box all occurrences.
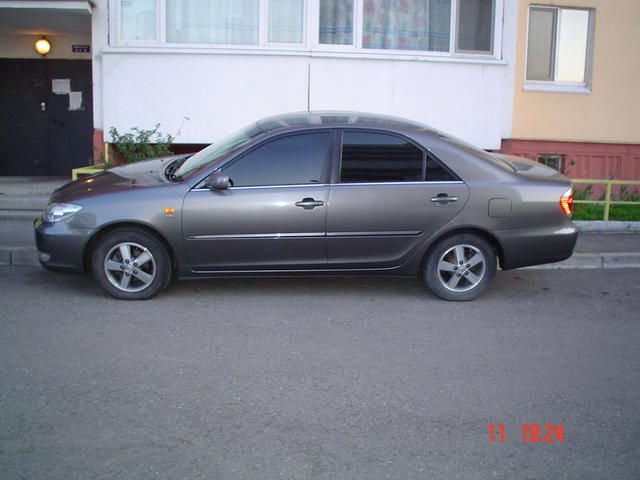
[511,0,640,144]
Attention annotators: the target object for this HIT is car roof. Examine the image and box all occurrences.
[255,111,442,136]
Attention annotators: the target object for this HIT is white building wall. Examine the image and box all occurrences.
[90,0,109,132]
[98,1,518,150]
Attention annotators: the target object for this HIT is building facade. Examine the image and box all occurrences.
[501,0,640,181]
[0,0,637,180]
[0,0,517,175]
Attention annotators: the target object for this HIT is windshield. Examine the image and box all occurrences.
[174,123,265,179]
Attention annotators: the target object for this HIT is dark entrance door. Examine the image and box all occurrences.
[0,59,93,176]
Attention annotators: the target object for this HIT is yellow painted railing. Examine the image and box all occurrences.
[572,178,640,221]
[71,165,104,181]
[71,143,111,181]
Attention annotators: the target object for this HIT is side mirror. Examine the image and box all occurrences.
[205,173,230,190]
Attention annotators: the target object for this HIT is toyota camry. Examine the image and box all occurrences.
[34,112,577,301]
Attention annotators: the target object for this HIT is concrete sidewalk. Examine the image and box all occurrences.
[0,176,67,219]
[1,217,638,268]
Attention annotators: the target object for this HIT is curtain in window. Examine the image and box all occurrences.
[526,8,556,80]
[363,0,451,51]
[457,0,493,52]
[319,0,354,45]
[166,0,258,45]
[269,0,304,43]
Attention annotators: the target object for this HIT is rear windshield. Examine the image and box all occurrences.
[440,135,515,172]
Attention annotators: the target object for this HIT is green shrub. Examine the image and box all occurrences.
[573,183,640,220]
[109,124,174,164]
[574,203,640,221]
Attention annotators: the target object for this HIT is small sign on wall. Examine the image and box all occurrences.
[52,79,71,95]
[68,91,83,111]
[72,45,90,53]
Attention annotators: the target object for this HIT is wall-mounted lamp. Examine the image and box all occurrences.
[34,38,51,56]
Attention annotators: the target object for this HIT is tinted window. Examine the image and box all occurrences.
[223,132,331,187]
[426,154,458,181]
[340,132,423,183]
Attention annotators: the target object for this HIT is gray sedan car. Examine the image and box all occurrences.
[35,112,577,301]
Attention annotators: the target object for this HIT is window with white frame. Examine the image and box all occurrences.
[166,0,259,45]
[269,0,305,43]
[319,0,354,45]
[456,0,494,52]
[120,0,158,41]
[537,154,563,172]
[526,6,594,85]
[116,0,500,57]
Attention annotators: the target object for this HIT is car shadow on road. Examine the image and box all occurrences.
[3,265,596,304]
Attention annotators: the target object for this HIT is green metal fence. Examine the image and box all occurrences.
[572,178,640,221]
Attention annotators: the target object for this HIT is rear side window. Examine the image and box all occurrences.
[223,132,331,187]
[426,154,458,181]
[340,131,423,183]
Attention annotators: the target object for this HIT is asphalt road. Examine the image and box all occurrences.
[1,266,639,479]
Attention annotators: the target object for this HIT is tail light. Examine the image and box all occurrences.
[559,188,574,217]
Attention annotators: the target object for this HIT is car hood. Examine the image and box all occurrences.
[50,154,190,203]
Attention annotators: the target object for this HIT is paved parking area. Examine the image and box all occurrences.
[1,267,639,479]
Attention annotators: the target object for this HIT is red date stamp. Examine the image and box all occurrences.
[488,423,565,444]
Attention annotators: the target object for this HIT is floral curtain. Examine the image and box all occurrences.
[319,0,355,45]
[363,0,451,51]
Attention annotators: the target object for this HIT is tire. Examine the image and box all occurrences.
[91,227,172,300]
[423,233,497,301]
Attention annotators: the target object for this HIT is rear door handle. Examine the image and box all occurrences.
[295,197,325,210]
[430,194,458,205]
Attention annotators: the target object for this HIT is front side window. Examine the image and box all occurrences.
[121,0,158,41]
[175,125,265,179]
[340,131,423,183]
[223,132,332,187]
[166,0,259,45]
[425,154,457,181]
[526,6,593,84]
[362,0,452,52]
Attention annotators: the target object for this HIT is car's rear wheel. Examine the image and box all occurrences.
[92,228,171,300]
[424,233,497,301]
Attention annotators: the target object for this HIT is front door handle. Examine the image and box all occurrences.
[430,193,458,205]
[295,197,325,210]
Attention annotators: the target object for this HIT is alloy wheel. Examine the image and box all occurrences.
[437,244,486,292]
[103,242,156,293]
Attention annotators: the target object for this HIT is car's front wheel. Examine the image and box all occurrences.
[424,233,497,301]
[91,228,171,300]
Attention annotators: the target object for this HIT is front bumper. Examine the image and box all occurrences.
[34,216,92,273]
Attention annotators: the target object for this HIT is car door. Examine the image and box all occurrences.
[182,130,334,271]
[327,130,469,268]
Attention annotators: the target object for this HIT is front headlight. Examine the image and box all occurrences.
[44,203,83,223]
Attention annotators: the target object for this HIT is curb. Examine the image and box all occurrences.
[575,221,640,233]
[0,247,40,267]
[525,252,640,270]
[0,210,41,220]
[1,247,640,270]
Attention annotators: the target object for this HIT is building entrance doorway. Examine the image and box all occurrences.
[0,59,93,176]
